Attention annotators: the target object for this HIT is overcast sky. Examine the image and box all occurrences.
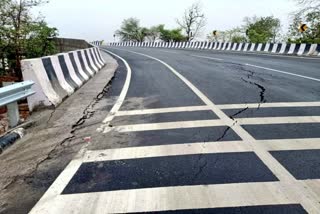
[35,0,298,42]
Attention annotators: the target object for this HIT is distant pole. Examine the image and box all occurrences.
[113,34,116,42]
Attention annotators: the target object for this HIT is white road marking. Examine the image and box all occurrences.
[84,141,250,162]
[246,63,320,82]
[114,119,225,133]
[106,49,320,212]
[83,138,320,163]
[191,54,224,61]
[111,116,320,133]
[96,50,132,132]
[218,101,320,109]
[116,106,211,116]
[29,182,297,214]
[237,116,320,125]
[116,101,320,116]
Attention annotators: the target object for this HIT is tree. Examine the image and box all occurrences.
[177,2,206,41]
[145,25,161,42]
[244,16,281,43]
[0,0,58,80]
[287,11,320,43]
[116,18,148,42]
[293,0,320,15]
[158,25,187,42]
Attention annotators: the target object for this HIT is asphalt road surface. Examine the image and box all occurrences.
[30,47,320,213]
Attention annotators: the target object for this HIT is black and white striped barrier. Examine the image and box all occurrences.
[91,41,104,46]
[21,47,106,111]
[106,42,320,57]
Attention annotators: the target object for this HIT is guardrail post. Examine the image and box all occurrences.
[7,101,19,127]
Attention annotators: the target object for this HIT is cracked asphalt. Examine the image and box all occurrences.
[2,46,320,213]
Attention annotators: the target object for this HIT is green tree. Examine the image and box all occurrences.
[0,0,58,80]
[244,16,281,43]
[158,25,187,42]
[116,18,148,42]
[287,11,320,43]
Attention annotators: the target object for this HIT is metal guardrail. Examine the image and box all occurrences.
[0,81,35,127]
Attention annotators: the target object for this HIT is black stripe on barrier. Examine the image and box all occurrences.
[294,44,301,54]
[234,43,239,50]
[304,44,312,55]
[89,49,100,69]
[68,53,86,82]
[241,43,246,51]
[77,51,92,77]
[84,50,95,73]
[268,43,274,52]
[247,43,252,51]
[276,43,282,53]
[95,48,104,63]
[42,57,68,99]
[284,44,291,53]
[260,43,266,51]
[315,44,320,54]
[58,55,78,89]
[92,48,101,65]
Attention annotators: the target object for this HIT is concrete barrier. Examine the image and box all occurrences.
[21,47,105,111]
[106,42,320,57]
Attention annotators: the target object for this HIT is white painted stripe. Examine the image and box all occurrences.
[191,55,223,61]
[271,44,278,53]
[62,53,83,87]
[84,138,320,163]
[307,44,317,55]
[246,63,320,82]
[71,51,90,81]
[249,43,256,51]
[218,101,320,109]
[80,50,94,77]
[113,119,225,133]
[288,43,296,54]
[260,138,320,151]
[84,141,250,162]
[116,101,320,116]
[116,106,211,116]
[279,43,287,54]
[50,56,74,95]
[256,43,262,51]
[264,43,270,52]
[297,44,306,56]
[30,182,297,214]
[86,49,99,72]
[237,116,320,125]
[90,48,103,69]
[99,50,132,126]
[237,43,243,51]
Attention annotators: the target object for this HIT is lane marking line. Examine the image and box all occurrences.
[29,182,297,214]
[191,54,224,61]
[83,138,320,163]
[237,116,320,125]
[108,48,320,212]
[116,101,320,116]
[116,106,211,116]
[246,63,320,82]
[113,119,226,133]
[96,50,132,132]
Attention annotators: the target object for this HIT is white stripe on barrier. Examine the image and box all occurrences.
[80,50,94,77]
[72,51,89,81]
[288,43,296,54]
[249,43,256,51]
[264,43,270,52]
[232,43,237,51]
[243,43,249,51]
[237,43,243,51]
[279,43,287,54]
[271,44,278,53]
[256,43,262,51]
[86,49,99,72]
[50,56,74,95]
[91,48,103,69]
[297,44,306,56]
[307,44,317,55]
[62,53,83,87]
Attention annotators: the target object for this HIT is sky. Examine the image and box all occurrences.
[33,0,299,42]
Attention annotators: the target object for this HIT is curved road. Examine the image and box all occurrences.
[31,47,320,213]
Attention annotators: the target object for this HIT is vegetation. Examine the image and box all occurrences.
[116,0,319,45]
[0,0,58,80]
